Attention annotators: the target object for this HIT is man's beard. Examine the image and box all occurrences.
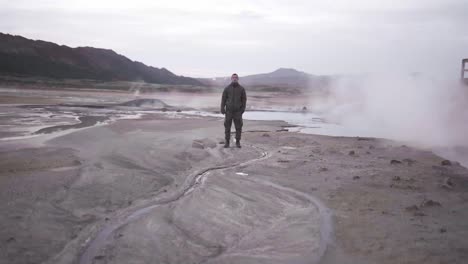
[232,81,239,86]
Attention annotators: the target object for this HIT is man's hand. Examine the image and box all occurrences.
[221,109,226,115]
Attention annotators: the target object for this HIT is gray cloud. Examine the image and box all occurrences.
[0,0,467,77]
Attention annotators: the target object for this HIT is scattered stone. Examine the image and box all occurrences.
[440,228,447,233]
[414,211,426,217]
[319,167,328,172]
[390,160,402,165]
[176,109,182,112]
[366,151,371,155]
[405,205,419,212]
[6,237,16,243]
[369,145,375,149]
[421,199,442,207]
[277,159,290,163]
[276,129,289,132]
[392,176,401,181]
[94,255,105,260]
[310,187,318,192]
[349,150,356,156]
[163,189,167,193]
[441,160,452,166]
[403,158,416,165]
[219,141,225,145]
[118,233,124,238]
[192,140,205,149]
[262,133,271,137]
[161,107,168,112]
[105,217,110,221]
[353,176,361,180]
[442,177,454,189]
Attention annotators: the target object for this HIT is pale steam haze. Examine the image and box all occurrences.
[1,0,467,77]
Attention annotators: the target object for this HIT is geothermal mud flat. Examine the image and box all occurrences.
[1,90,468,264]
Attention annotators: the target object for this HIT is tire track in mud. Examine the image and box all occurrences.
[78,144,333,264]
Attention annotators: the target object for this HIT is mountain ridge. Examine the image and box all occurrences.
[199,68,330,89]
[0,33,202,85]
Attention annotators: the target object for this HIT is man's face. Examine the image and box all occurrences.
[231,75,239,83]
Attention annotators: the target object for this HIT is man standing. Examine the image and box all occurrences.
[221,73,247,148]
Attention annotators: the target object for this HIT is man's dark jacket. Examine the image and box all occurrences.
[220,83,247,113]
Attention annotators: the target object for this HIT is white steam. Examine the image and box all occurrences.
[311,74,468,149]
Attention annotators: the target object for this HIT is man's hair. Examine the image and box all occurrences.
[232,73,238,77]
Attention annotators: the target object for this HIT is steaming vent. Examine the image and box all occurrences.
[119,99,169,108]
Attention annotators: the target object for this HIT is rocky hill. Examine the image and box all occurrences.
[200,68,330,89]
[0,33,202,85]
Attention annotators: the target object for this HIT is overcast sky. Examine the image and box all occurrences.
[1,0,467,78]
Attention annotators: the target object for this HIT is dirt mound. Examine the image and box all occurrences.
[119,98,169,108]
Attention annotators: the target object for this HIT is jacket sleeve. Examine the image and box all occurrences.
[221,88,227,112]
[241,87,247,113]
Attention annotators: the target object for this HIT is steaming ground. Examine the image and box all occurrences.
[1,88,468,264]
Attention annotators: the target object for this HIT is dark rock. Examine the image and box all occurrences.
[176,109,182,112]
[262,133,271,137]
[403,158,416,165]
[421,199,442,207]
[414,212,426,217]
[441,160,452,166]
[392,176,401,181]
[353,176,361,180]
[6,237,16,243]
[94,255,105,260]
[390,160,402,165]
[105,217,110,221]
[192,141,204,149]
[405,205,419,211]
[442,177,454,189]
[440,228,447,233]
[349,150,356,156]
[277,159,290,163]
[319,167,328,172]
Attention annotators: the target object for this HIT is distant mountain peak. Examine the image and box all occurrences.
[273,68,302,73]
[0,32,202,86]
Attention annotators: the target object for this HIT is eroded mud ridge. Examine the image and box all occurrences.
[79,144,333,264]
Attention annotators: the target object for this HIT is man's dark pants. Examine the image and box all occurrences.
[224,111,243,142]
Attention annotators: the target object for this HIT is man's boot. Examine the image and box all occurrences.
[236,140,241,148]
[224,141,230,148]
